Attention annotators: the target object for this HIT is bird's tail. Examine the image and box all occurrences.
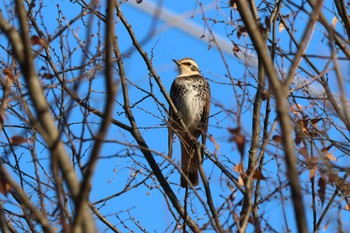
[180,144,199,188]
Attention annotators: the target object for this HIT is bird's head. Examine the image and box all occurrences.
[173,58,200,77]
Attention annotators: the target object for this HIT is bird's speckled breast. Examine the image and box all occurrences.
[170,75,209,132]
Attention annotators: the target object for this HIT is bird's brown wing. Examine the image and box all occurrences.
[201,80,211,147]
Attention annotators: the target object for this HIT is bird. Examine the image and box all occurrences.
[168,58,210,188]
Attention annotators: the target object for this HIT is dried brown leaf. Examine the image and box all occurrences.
[228,127,240,135]
[294,119,309,145]
[272,135,282,144]
[344,204,350,211]
[233,43,240,53]
[3,67,15,82]
[318,176,326,206]
[321,144,333,153]
[279,22,285,32]
[237,26,247,39]
[0,177,11,196]
[228,127,245,158]
[234,163,244,174]
[297,119,309,132]
[310,118,322,125]
[332,17,338,28]
[261,90,270,101]
[238,175,244,186]
[341,184,350,195]
[30,35,46,46]
[306,157,318,167]
[324,152,337,161]
[321,145,337,161]
[252,170,266,180]
[290,104,303,116]
[328,171,339,184]
[235,134,245,157]
[42,73,55,79]
[294,135,302,145]
[298,147,309,157]
[309,167,316,181]
[237,80,243,90]
[258,23,266,37]
[323,221,329,231]
[229,0,237,9]
[248,216,254,224]
[10,136,28,145]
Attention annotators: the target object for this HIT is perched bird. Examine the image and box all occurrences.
[168,58,210,188]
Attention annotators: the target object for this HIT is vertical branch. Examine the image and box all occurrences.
[73,0,117,232]
[239,1,266,231]
[252,1,281,229]
[235,1,308,232]
[240,50,265,232]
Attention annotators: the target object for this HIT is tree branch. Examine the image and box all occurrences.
[235,1,308,232]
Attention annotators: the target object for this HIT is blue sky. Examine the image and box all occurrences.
[0,0,350,232]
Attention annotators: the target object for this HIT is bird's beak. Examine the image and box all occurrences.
[172,59,181,66]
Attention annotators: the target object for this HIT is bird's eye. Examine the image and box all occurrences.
[183,62,191,66]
